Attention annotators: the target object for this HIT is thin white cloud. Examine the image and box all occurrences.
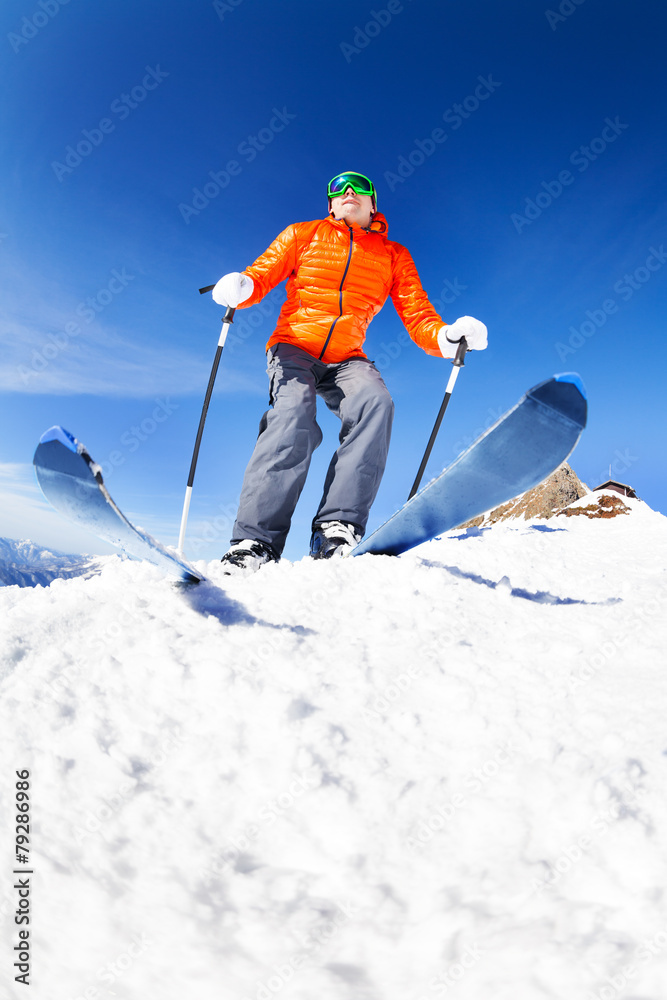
[0,463,116,555]
[0,260,265,398]
[0,314,260,398]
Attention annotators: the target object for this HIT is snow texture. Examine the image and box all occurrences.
[1,494,667,1000]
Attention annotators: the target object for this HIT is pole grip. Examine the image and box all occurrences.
[453,336,468,366]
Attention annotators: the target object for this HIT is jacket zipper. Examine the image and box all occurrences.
[318,226,354,361]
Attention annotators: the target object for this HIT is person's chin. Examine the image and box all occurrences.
[335,207,363,225]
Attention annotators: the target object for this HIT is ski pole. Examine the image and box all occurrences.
[407,337,468,501]
[177,303,235,553]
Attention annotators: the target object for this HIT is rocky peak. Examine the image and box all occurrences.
[459,462,589,528]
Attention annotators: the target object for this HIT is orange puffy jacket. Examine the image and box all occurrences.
[239,213,445,363]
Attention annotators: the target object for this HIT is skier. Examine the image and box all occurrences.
[213,170,488,572]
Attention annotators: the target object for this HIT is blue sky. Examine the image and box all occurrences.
[1,0,666,562]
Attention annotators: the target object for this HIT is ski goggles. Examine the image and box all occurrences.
[327,171,376,200]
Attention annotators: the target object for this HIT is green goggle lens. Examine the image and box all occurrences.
[327,172,376,199]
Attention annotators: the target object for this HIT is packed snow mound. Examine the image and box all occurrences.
[0,537,101,588]
[2,503,667,1000]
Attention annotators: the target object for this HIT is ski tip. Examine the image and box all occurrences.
[554,372,587,399]
[37,425,79,452]
[528,373,587,429]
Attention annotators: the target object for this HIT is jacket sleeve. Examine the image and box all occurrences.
[239,224,299,307]
[389,244,445,357]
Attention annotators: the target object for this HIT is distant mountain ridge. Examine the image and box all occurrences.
[0,537,98,588]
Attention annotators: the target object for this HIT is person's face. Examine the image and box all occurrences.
[330,186,374,227]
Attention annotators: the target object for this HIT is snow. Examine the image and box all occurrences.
[2,495,667,1000]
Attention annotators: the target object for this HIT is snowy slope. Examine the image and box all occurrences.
[1,497,667,1000]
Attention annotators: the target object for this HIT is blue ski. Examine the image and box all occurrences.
[33,426,203,584]
[352,373,587,557]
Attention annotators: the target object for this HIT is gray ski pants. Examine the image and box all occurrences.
[232,343,394,556]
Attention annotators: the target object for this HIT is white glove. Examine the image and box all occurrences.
[438,316,488,358]
[212,272,254,308]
